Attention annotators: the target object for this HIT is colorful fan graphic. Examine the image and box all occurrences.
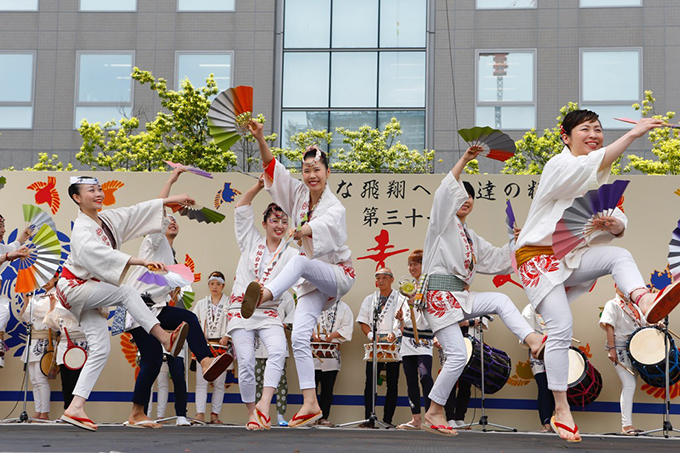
[457,126,516,162]
[137,264,194,289]
[167,202,226,224]
[552,180,630,260]
[207,86,254,152]
[22,204,57,234]
[15,224,62,293]
[164,161,213,179]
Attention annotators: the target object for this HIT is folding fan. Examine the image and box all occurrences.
[505,199,517,246]
[138,264,194,288]
[22,204,57,234]
[614,117,680,130]
[164,161,213,179]
[181,289,196,310]
[457,126,516,162]
[551,180,630,260]
[15,224,62,293]
[207,86,254,152]
[668,219,680,279]
[166,202,226,224]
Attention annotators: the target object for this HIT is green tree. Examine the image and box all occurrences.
[624,91,680,175]
[24,153,74,171]
[233,114,277,172]
[75,68,237,172]
[270,129,333,171]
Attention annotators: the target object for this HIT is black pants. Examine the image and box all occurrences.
[364,361,400,424]
[59,365,81,410]
[163,355,188,417]
[534,371,555,425]
[315,370,338,421]
[445,379,472,421]
[401,354,433,414]
[130,305,211,408]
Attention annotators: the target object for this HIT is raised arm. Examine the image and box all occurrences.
[235,175,265,208]
[600,117,664,170]
[248,120,274,167]
[451,146,483,181]
[159,167,186,199]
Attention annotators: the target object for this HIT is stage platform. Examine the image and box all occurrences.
[0,423,678,453]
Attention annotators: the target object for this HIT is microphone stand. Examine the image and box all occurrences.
[461,315,516,432]
[637,316,680,438]
[339,292,389,429]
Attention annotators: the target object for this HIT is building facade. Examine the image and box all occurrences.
[0,0,676,173]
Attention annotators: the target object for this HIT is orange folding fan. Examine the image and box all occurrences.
[207,86,254,152]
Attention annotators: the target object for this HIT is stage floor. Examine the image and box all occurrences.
[0,423,679,453]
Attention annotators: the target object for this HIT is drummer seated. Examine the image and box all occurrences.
[356,268,406,428]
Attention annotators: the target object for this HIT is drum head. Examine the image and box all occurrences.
[463,337,473,365]
[64,347,87,371]
[629,328,668,365]
[567,348,586,385]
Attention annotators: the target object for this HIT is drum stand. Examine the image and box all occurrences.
[637,316,680,438]
[339,298,390,429]
[461,319,517,433]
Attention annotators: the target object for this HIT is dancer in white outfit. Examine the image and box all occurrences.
[56,175,192,431]
[419,147,546,437]
[514,110,676,442]
[242,121,355,427]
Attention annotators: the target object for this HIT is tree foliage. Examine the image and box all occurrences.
[75,68,237,172]
[624,91,680,175]
[231,114,277,172]
[24,153,73,171]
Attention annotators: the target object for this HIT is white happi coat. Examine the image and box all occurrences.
[397,296,433,357]
[264,159,355,308]
[227,205,299,333]
[313,300,354,372]
[254,291,295,359]
[124,217,175,330]
[193,294,229,340]
[421,172,513,332]
[20,292,53,363]
[56,199,165,320]
[516,146,627,308]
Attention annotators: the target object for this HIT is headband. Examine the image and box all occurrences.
[167,214,177,222]
[69,176,99,185]
[208,276,225,284]
[375,269,394,278]
[303,145,323,167]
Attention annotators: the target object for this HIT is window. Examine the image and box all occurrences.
[79,0,136,11]
[75,52,134,128]
[280,0,427,151]
[580,49,641,129]
[0,52,35,129]
[177,0,235,12]
[580,0,641,7]
[476,50,535,130]
[176,53,233,92]
[0,0,38,11]
[476,0,536,9]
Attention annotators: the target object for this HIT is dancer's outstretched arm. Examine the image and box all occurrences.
[235,176,264,209]
[249,121,274,167]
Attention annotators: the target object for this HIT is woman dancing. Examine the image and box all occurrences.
[241,121,355,427]
[515,110,678,442]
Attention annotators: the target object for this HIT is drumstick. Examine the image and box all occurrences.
[312,350,324,363]
[408,304,420,343]
[614,117,680,130]
[667,328,680,341]
[615,362,635,376]
[571,337,581,344]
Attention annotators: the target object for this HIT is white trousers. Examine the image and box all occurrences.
[0,296,10,331]
[614,347,637,428]
[195,362,226,415]
[155,362,169,419]
[264,256,337,390]
[28,361,50,413]
[537,247,645,391]
[429,291,534,406]
[71,283,159,400]
[231,325,286,403]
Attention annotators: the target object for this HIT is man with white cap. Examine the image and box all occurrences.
[357,267,404,428]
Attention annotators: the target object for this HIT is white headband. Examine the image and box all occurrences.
[69,176,99,185]
[208,276,225,284]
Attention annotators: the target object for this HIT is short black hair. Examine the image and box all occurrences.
[302,146,329,170]
[561,109,601,137]
[462,181,475,199]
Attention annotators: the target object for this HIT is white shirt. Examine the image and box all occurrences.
[600,296,645,345]
[314,300,354,372]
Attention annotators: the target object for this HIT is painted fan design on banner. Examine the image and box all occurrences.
[137,264,194,288]
[207,85,254,151]
[551,180,630,260]
[164,161,213,179]
[457,126,516,162]
[22,204,57,235]
[166,202,226,224]
[15,224,62,293]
